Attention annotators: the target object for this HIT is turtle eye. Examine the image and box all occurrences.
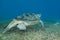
[25,13,30,16]
[26,14,29,16]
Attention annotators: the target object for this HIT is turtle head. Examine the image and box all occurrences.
[36,14,41,18]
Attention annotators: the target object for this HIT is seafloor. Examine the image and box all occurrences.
[0,20,60,40]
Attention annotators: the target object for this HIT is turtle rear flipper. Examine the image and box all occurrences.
[17,23,26,30]
[3,19,18,33]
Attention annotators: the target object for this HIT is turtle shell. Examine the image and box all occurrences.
[15,13,41,21]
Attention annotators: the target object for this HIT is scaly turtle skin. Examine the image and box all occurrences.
[3,13,44,33]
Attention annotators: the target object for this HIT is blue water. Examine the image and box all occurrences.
[0,0,60,21]
[0,0,60,40]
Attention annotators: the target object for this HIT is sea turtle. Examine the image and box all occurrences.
[3,13,44,33]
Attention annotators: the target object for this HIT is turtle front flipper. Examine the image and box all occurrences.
[39,20,44,28]
[3,19,18,33]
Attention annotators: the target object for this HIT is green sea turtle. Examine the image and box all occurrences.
[3,13,44,33]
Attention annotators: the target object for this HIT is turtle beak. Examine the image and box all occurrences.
[3,19,18,33]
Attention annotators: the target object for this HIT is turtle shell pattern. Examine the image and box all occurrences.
[15,13,41,21]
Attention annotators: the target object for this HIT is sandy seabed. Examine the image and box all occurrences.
[0,20,60,40]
